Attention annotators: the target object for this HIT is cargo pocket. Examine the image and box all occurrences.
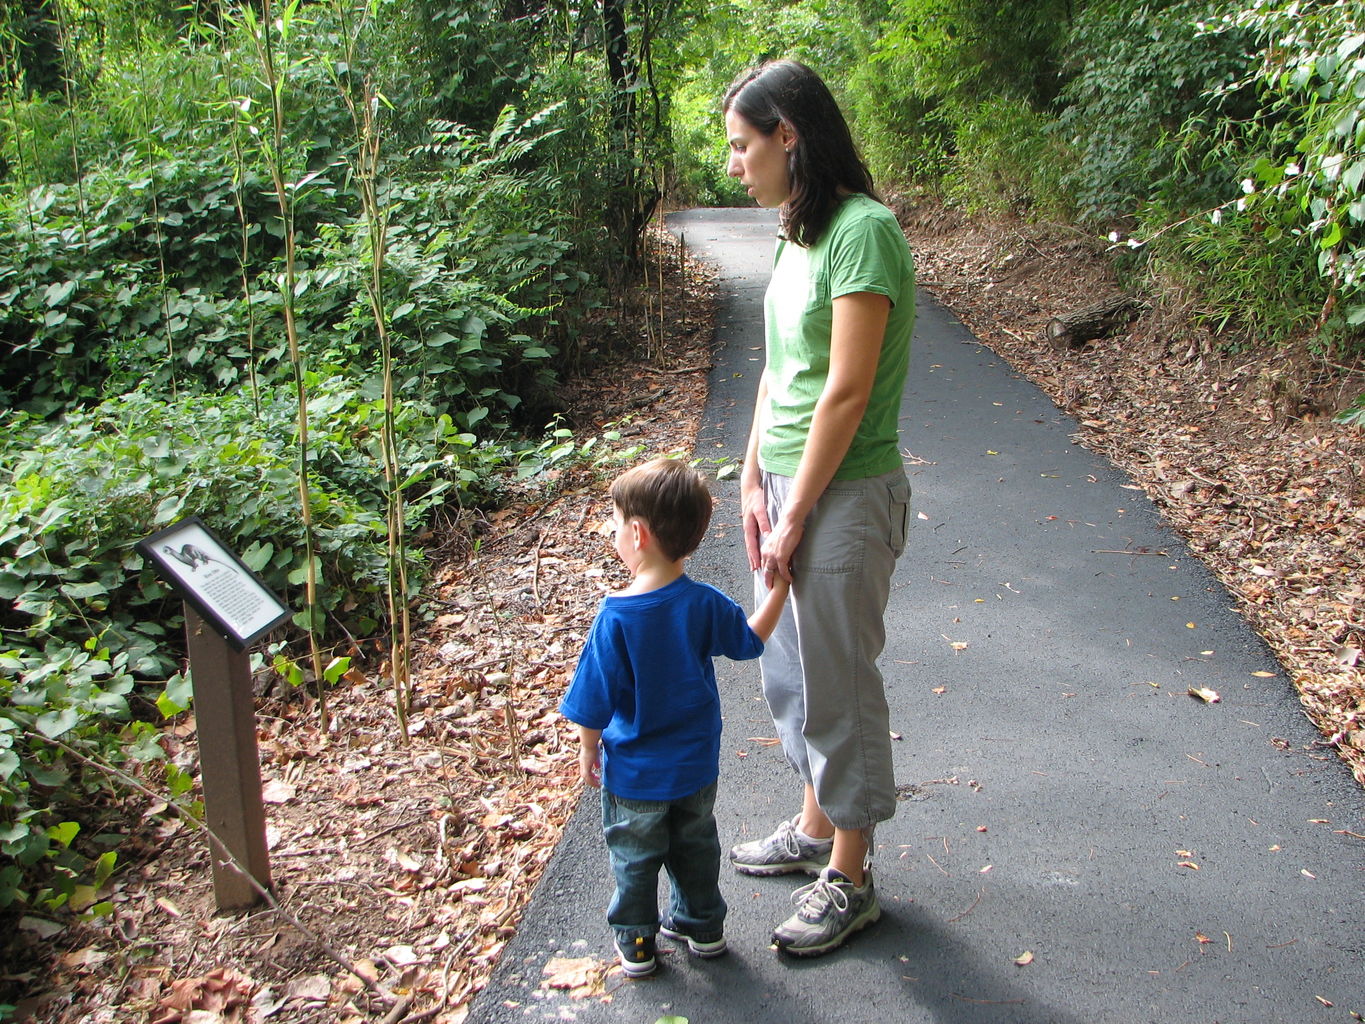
[888,476,911,558]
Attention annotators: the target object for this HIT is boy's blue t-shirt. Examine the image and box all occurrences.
[559,575,763,801]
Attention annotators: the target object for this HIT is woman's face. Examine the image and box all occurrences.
[725,108,793,208]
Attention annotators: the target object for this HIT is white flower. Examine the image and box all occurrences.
[1237,198,1248,211]
[1211,209,1223,225]
[1108,231,1122,243]
[1127,237,1144,249]
[1241,178,1256,194]
[1286,162,1301,176]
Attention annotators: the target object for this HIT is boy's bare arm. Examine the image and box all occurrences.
[577,726,603,787]
[746,575,791,643]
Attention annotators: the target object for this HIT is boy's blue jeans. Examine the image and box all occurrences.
[601,781,726,944]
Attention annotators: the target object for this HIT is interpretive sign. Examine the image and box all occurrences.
[138,516,284,910]
[137,516,291,650]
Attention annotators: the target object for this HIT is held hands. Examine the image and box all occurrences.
[742,475,802,585]
[759,514,804,586]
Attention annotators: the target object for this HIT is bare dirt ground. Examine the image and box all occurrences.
[8,207,1363,1024]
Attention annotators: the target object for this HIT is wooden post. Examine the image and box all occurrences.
[184,605,272,911]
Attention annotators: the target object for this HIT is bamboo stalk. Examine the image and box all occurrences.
[241,0,329,728]
[331,0,413,734]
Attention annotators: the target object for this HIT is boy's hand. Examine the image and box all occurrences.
[579,745,602,788]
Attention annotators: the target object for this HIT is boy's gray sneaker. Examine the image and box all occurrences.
[729,816,833,876]
[771,867,880,956]
[660,918,728,958]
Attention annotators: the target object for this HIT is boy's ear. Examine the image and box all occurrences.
[629,517,648,552]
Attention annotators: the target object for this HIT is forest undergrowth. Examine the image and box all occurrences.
[7,208,1364,1024]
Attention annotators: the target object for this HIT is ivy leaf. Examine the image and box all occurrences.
[156,672,193,718]
[43,280,76,307]
[46,821,80,848]
[36,708,80,738]
[1338,159,1364,192]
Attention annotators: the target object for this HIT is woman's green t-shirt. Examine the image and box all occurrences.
[759,193,916,480]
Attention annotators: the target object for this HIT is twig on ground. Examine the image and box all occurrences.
[946,888,985,923]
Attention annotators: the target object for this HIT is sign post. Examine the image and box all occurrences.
[183,606,273,909]
[138,517,291,912]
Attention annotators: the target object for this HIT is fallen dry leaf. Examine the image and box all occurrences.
[18,916,64,940]
[1188,686,1221,703]
[260,779,295,804]
[541,956,611,999]
[1013,951,1034,966]
[152,967,255,1024]
[281,973,330,1004]
[1333,646,1362,668]
[59,947,113,970]
[155,897,182,918]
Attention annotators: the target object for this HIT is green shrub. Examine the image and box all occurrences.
[845,0,1073,191]
[848,50,953,187]
[0,376,495,911]
[946,96,1069,218]
[0,102,579,425]
[1055,0,1259,224]
[1224,0,1365,353]
[1139,201,1324,347]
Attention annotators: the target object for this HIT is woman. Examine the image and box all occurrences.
[722,60,914,957]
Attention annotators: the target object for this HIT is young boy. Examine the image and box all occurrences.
[559,457,789,978]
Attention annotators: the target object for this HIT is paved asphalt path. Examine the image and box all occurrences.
[469,209,1363,1024]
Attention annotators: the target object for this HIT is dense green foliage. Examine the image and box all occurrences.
[666,0,1365,363]
[0,0,689,915]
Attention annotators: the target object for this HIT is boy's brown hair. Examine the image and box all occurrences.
[609,457,713,562]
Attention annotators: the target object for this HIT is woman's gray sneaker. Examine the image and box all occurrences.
[729,816,834,876]
[771,867,880,956]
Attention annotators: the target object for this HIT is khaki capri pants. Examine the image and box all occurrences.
[754,467,911,832]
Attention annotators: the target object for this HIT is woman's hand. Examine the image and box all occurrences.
[741,471,771,572]
[760,510,804,585]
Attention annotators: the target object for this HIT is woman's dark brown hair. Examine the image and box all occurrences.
[723,60,877,248]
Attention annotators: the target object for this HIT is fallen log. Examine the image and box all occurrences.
[1043,295,1143,351]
